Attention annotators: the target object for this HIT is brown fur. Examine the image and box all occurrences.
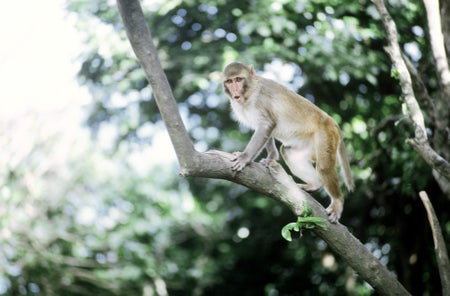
[223,62,354,223]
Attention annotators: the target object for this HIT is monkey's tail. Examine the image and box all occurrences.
[338,140,355,192]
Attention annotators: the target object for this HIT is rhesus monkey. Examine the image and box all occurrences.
[222,62,354,223]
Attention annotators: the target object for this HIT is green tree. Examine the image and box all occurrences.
[60,0,450,294]
[0,111,229,295]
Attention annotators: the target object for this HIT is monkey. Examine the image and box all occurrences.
[222,62,354,223]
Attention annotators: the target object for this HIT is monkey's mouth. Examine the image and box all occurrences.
[233,95,241,101]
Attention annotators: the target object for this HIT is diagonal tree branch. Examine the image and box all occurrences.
[372,0,426,137]
[374,0,450,289]
[117,0,196,169]
[441,0,450,56]
[373,0,450,182]
[422,0,450,197]
[423,0,450,92]
[419,191,450,295]
[116,0,410,294]
[401,53,435,123]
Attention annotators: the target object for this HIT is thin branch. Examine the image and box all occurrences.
[401,53,435,122]
[423,0,450,91]
[405,137,450,178]
[373,0,450,182]
[441,0,450,56]
[423,0,450,180]
[419,191,450,295]
[432,170,450,199]
[371,114,405,137]
[372,0,426,138]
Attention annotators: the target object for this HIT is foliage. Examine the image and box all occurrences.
[0,112,228,295]
[66,0,448,294]
[1,0,447,294]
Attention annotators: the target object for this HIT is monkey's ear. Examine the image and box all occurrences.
[249,65,257,78]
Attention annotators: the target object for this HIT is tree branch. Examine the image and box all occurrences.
[372,0,426,137]
[373,0,450,182]
[116,0,410,294]
[401,53,435,123]
[116,0,195,170]
[423,0,450,92]
[423,0,450,180]
[419,191,450,295]
[440,0,450,56]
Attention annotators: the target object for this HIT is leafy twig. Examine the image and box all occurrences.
[281,202,327,241]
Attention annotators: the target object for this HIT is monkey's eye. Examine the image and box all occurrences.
[224,79,232,84]
[235,77,243,82]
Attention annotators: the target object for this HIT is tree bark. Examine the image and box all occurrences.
[116,0,196,169]
[419,191,450,295]
[441,0,450,56]
[373,1,450,292]
[116,0,410,294]
[423,0,450,198]
[373,0,450,189]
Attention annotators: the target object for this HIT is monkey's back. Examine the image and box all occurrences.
[259,77,334,138]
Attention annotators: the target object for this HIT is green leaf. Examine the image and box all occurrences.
[281,222,300,241]
[297,216,328,230]
[281,202,327,241]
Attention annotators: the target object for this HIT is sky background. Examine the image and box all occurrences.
[0,0,176,168]
[0,0,88,117]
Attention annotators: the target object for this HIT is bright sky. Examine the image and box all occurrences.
[0,0,177,169]
[0,0,89,117]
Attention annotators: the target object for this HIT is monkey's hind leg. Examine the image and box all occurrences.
[314,131,344,223]
[280,145,323,192]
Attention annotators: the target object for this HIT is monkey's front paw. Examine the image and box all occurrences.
[326,201,343,224]
[231,152,250,171]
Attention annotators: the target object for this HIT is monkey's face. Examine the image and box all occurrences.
[224,76,246,103]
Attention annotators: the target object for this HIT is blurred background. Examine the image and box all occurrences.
[0,0,448,295]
